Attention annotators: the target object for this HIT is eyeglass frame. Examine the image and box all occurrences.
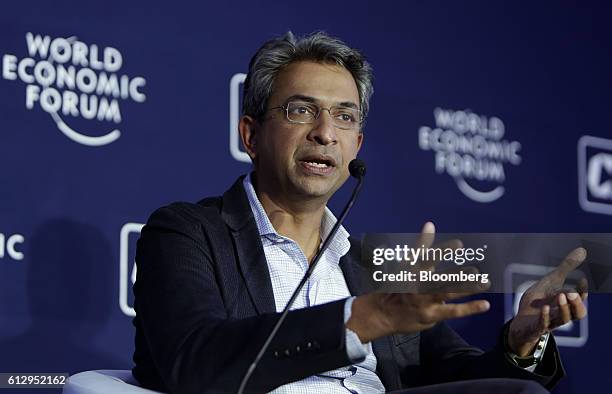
[267,100,364,131]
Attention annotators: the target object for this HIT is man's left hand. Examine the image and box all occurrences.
[508,247,589,357]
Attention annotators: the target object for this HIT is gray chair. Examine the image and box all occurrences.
[63,370,164,394]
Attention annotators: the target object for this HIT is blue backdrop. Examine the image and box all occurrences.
[1,1,611,393]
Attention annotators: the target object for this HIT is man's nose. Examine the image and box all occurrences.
[307,109,338,145]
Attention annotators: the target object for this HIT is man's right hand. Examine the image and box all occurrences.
[347,289,490,343]
[346,222,491,343]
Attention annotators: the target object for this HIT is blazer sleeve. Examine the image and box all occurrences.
[415,320,565,390]
[132,204,352,394]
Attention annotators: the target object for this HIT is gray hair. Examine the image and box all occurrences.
[242,31,374,125]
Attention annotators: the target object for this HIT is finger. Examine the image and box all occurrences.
[436,285,492,302]
[576,277,589,301]
[556,247,587,276]
[540,304,551,331]
[437,288,490,302]
[566,292,587,320]
[416,222,436,250]
[431,300,490,321]
[556,293,571,326]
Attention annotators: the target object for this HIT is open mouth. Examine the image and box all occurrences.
[298,155,337,174]
[302,160,332,168]
[299,155,336,167]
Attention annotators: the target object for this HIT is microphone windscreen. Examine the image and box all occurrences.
[349,159,366,179]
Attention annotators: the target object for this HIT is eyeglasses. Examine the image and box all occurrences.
[268,100,363,130]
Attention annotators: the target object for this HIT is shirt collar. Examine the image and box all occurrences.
[243,173,351,257]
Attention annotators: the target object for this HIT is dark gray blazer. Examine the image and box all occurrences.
[132,176,564,394]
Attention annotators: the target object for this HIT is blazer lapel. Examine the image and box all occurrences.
[221,176,276,315]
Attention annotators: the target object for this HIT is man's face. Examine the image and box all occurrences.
[250,61,363,201]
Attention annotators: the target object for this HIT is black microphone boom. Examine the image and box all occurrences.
[237,158,367,394]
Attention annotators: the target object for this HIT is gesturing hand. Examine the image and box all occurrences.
[348,289,491,343]
[347,222,491,343]
[508,247,589,356]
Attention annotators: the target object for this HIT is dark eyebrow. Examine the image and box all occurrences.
[337,101,359,110]
[285,95,360,110]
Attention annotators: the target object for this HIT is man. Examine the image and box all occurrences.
[132,32,588,393]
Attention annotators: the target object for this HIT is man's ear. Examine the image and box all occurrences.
[239,115,258,161]
[356,131,364,153]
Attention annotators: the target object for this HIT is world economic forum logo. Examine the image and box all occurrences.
[0,231,25,261]
[418,108,522,203]
[1,32,147,147]
[578,135,612,215]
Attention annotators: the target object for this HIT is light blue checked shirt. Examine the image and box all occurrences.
[243,174,386,394]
